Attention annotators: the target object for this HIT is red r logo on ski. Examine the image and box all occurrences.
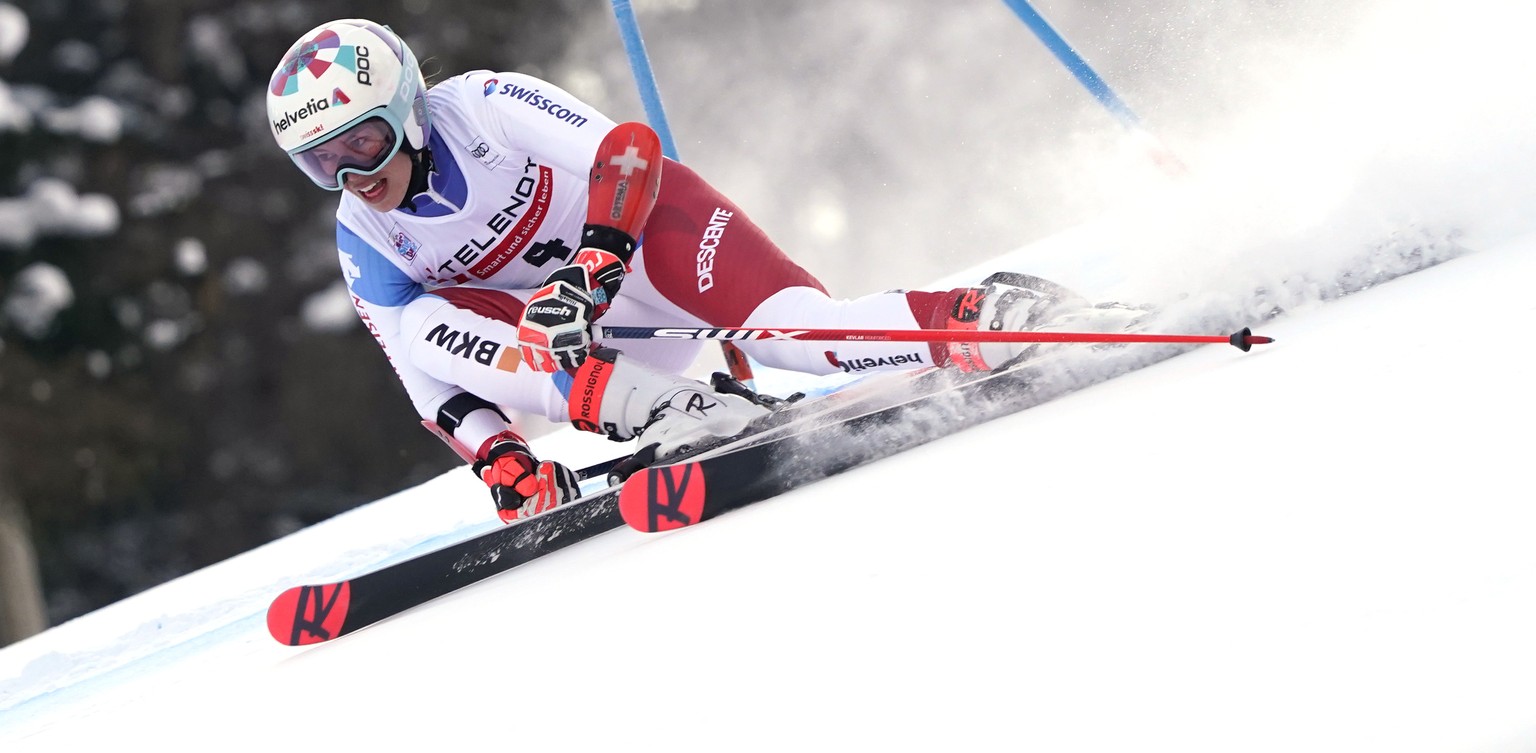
[619,462,707,533]
[267,582,352,646]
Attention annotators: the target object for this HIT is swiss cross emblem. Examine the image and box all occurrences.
[609,145,649,176]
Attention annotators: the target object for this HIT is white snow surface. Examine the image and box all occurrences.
[1,228,1534,750]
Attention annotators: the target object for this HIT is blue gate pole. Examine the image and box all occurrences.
[608,0,760,381]
[609,0,682,160]
[999,0,1185,172]
[998,0,1143,129]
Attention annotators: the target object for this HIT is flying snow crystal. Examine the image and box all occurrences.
[0,3,27,65]
[3,262,74,338]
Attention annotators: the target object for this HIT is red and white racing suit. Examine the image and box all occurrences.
[336,71,962,454]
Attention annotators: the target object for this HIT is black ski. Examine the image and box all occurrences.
[617,349,1053,531]
[265,485,624,646]
[618,325,1275,531]
[268,322,1266,645]
[262,363,1004,646]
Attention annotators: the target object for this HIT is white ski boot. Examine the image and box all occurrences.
[568,348,773,461]
[959,272,1150,370]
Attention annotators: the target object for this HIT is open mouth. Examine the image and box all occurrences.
[352,177,387,203]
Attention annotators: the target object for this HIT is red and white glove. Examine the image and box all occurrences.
[471,431,581,523]
[516,248,627,373]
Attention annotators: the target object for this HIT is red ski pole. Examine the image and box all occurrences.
[598,326,1274,352]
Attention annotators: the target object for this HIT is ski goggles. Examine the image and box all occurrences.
[287,114,407,191]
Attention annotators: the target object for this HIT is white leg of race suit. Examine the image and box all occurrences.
[397,290,726,431]
[397,294,572,424]
[617,249,939,378]
[739,286,937,375]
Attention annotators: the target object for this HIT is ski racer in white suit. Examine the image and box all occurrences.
[266,19,1119,523]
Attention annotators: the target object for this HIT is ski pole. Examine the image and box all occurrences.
[421,418,631,482]
[599,326,1274,352]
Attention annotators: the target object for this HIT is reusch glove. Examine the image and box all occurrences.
[516,248,627,374]
[572,246,627,320]
[471,431,581,523]
[517,266,597,373]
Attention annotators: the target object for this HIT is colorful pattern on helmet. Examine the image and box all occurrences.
[271,30,361,96]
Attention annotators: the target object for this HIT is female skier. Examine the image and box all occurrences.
[266,19,1116,523]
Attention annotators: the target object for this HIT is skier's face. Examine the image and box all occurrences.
[340,150,412,211]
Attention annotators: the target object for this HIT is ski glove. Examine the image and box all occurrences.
[472,431,581,523]
[516,249,627,373]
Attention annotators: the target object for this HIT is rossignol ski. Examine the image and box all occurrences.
[617,326,1272,532]
[262,358,1002,646]
[265,457,624,646]
[268,322,1270,645]
[262,367,929,645]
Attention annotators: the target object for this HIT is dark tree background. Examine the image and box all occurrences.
[0,0,588,626]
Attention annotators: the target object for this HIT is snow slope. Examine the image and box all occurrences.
[2,229,1534,751]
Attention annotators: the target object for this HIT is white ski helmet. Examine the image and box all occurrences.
[267,19,430,190]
